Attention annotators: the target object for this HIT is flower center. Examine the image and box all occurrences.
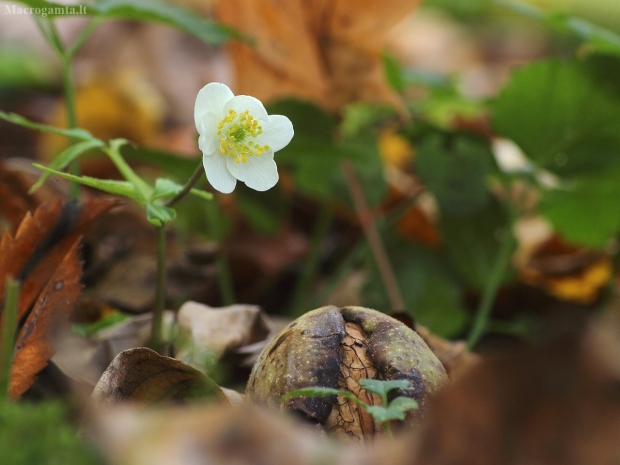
[217,109,270,163]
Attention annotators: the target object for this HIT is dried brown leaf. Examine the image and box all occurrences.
[9,239,83,399]
[214,0,420,112]
[92,347,229,406]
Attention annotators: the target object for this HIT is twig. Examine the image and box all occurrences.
[341,159,405,313]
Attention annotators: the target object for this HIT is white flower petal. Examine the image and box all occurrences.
[203,153,236,194]
[198,112,220,155]
[255,114,294,152]
[224,95,268,123]
[194,82,234,129]
[226,152,278,191]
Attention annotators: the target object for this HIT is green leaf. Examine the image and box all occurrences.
[363,234,468,338]
[71,313,129,337]
[150,178,183,201]
[416,133,494,217]
[365,405,406,423]
[439,199,515,290]
[30,139,105,193]
[32,163,142,200]
[0,110,96,141]
[388,396,419,412]
[267,100,337,142]
[282,387,368,409]
[491,57,620,177]
[358,379,411,398]
[90,0,245,45]
[146,204,176,226]
[539,166,620,248]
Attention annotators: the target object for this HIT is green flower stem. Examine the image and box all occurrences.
[206,203,236,305]
[166,162,204,207]
[290,206,332,316]
[466,228,516,349]
[0,277,20,401]
[66,19,100,59]
[103,142,152,201]
[150,225,167,354]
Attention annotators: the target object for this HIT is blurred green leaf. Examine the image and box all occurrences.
[492,57,620,177]
[416,133,494,217]
[90,0,244,45]
[363,235,468,338]
[235,188,282,235]
[30,139,105,193]
[383,53,407,93]
[71,313,129,337]
[122,146,198,181]
[539,163,620,248]
[440,199,514,289]
[0,110,96,141]
[0,48,54,88]
[267,100,337,142]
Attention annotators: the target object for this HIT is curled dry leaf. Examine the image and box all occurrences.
[8,239,82,399]
[214,0,420,113]
[91,347,230,406]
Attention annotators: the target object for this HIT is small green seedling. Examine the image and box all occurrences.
[282,378,418,441]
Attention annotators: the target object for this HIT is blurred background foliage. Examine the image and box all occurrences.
[1,0,620,348]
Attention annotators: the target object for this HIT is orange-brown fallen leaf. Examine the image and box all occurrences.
[0,198,120,398]
[214,0,420,113]
[9,239,82,399]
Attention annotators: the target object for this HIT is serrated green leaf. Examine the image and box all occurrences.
[30,139,105,193]
[416,133,494,217]
[388,396,419,412]
[32,163,142,200]
[146,204,176,226]
[358,379,411,398]
[0,110,96,141]
[90,0,244,45]
[491,57,620,177]
[365,405,407,423]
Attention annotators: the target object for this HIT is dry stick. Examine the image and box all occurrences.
[341,160,406,313]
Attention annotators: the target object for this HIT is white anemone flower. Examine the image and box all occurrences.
[194,82,294,193]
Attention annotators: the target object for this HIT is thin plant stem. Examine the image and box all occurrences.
[150,225,166,354]
[383,422,394,442]
[466,228,516,349]
[66,19,100,59]
[206,203,236,305]
[290,206,332,316]
[35,18,82,199]
[103,142,152,201]
[0,277,20,401]
[341,159,405,313]
[166,162,204,207]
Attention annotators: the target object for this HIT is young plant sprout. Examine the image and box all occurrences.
[282,379,419,441]
[195,82,294,193]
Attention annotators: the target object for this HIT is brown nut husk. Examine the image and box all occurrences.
[246,305,448,442]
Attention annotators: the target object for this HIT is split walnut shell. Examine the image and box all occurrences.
[246,306,448,442]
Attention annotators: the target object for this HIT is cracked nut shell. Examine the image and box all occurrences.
[246,306,448,442]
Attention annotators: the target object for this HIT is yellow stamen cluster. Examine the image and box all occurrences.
[216,109,270,163]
